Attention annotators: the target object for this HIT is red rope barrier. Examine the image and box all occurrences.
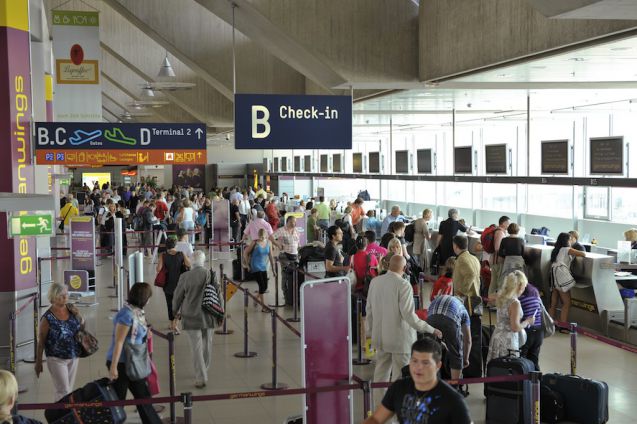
[14,294,37,316]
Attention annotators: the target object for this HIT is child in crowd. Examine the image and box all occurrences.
[430,257,455,301]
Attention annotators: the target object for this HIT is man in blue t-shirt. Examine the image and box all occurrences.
[362,338,473,424]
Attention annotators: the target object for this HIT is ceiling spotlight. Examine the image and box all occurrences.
[157,52,176,79]
[140,83,155,99]
[569,57,585,62]
[610,46,631,51]
[496,73,511,78]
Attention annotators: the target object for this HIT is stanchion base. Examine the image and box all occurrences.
[286,317,301,323]
[161,417,186,423]
[261,382,288,390]
[214,330,234,335]
[268,302,286,308]
[110,308,119,312]
[234,351,258,358]
[18,386,28,394]
[22,358,36,364]
[353,359,372,365]
[154,405,165,413]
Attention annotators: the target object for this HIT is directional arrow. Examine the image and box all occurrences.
[22,223,36,229]
[195,128,204,140]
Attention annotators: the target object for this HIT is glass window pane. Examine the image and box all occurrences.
[482,183,517,212]
[612,187,637,225]
[584,186,610,220]
[528,185,573,218]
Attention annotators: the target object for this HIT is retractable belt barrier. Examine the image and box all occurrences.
[16,371,542,424]
[555,320,637,356]
[8,293,39,405]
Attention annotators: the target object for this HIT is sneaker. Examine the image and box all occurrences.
[194,381,206,389]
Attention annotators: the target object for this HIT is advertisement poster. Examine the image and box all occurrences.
[173,164,205,189]
[51,10,101,121]
[64,270,89,293]
[70,216,95,272]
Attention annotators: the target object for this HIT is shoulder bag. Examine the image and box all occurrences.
[58,206,72,231]
[123,310,151,381]
[541,302,555,338]
[154,253,167,287]
[202,270,224,325]
[66,305,99,357]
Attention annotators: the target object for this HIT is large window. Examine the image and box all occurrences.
[527,185,573,218]
[612,187,637,225]
[584,186,610,220]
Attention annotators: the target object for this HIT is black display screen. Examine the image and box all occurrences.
[294,156,301,172]
[281,157,287,172]
[333,154,342,172]
[541,140,568,174]
[417,149,432,174]
[274,157,279,172]
[369,152,380,173]
[395,150,409,174]
[353,153,363,173]
[454,146,472,174]
[304,155,311,172]
[590,137,623,175]
[485,144,507,174]
[320,155,328,172]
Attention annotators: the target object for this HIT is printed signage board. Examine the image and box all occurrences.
[64,270,89,293]
[485,144,508,174]
[70,216,96,272]
[34,122,206,166]
[235,94,352,149]
[541,140,569,175]
[8,213,54,237]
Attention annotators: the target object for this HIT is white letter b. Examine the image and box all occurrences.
[252,105,270,139]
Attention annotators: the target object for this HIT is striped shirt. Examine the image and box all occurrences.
[428,295,470,327]
[519,294,542,328]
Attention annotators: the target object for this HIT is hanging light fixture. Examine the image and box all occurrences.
[157,51,176,79]
[128,82,170,110]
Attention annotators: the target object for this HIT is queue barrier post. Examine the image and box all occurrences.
[361,379,372,420]
[353,295,371,366]
[530,371,542,424]
[269,261,284,308]
[234,288,257,358]
[260,309,288,390]
[569,322,577,376]
[287,262,300,323]
[215,264,233,335]
[24,293,39,364]
[9,312,17,414]
[181,392,193,424]
[168,331,177,424]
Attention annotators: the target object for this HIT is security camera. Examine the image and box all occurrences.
[225,134,230,141]
[466,103,472,108]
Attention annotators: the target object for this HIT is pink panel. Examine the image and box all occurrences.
[301,279,352,424]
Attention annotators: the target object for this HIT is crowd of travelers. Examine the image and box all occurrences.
[42,181,600,424]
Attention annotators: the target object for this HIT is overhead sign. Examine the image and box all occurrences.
[9,214,54,237]
[34,122,207,165]
[235,94,352,150]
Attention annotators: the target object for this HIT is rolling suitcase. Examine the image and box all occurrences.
[542,373,608,424]
[462,315,483,378]
[485,355,535,424]
[540,383,565,423]
[45,378,126,424]
[232,259,243,281]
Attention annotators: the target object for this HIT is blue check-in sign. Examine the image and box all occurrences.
[235,94,352,149]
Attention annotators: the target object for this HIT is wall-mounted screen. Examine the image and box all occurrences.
[273,157,279,172]
[352,153,363,173]
[541,140,568,174]
[485,144,507,174]
[454,146,472,174]
[333,154,342,172]
[590,136,623,175]
[320,154,328,172]
[281,157,288,172]
[369,152,380,173]
[395,150,409,174]
[294,156,301,172]
[417,149,432,174]
[304,155,311,172]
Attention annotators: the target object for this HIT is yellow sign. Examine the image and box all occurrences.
[56,59,99,84]
[69,274,82,290]
[226,282,238,302]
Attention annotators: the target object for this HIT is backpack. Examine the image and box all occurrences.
[480,224,499,254]
[132,212,144,231]
[358,190,371,201]
[196,211,207,227]
[404,223,415,243]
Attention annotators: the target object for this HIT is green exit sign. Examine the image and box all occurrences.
[9,214,54,237]
[59,178,71,186]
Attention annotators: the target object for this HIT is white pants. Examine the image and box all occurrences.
[185,328,213,384]
[373,350,410,384]
[47,356,79,401]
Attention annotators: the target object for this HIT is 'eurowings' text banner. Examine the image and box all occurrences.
[235,94,352,150]
[34,122,207,165]
[51,10,101,121]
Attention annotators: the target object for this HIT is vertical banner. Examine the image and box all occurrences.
[0,0,36,291]
[70,216,96,272]
[51,10,101,121]
[301,278,352,424]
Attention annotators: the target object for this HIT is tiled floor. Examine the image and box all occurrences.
[14,243,637,423]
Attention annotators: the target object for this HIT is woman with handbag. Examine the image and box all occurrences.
[156,238,190,334]
[486,271,536,363]
[548,232,586,325]
[35,283,83,401]
[106,283,161,424]
[245,229,275,312]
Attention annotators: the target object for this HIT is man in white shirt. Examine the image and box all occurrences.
[366,255,441,384]
[380,206,405,236]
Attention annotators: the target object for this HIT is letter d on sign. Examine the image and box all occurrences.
[252,105,270,139]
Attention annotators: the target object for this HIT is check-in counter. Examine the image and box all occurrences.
[522,244,553,298]
[569,253,625,335]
